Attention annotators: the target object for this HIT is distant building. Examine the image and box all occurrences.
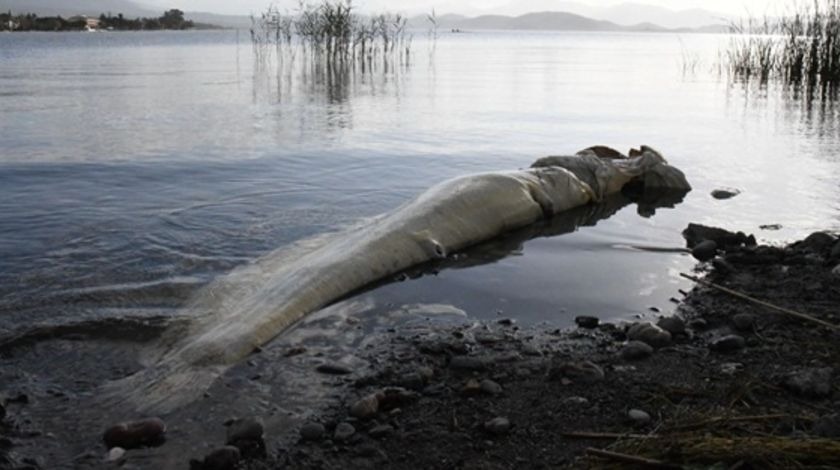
[67,15,101,31]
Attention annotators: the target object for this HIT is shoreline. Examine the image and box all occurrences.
[2,225,840,469]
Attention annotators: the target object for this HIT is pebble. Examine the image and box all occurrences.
[620,341,654,361]
[562,396,589,406]
[200,446,241,470]
[732,313,755,331]
[691,239,718,262]
[225,418,264,445]
[711,188,740,200]
[349,394,380,419]
[628,409,651,425]
[103,417,166,449]
[105,447,125,462]
[449,356,487,371]
[709,334,746,352]
[483,417,511,435]
[462,379,482,396]
[316,362,353,375]
[720,362,744,375]
[480,379,503,395]
[782,367,834,398]
[812,414,840,438]
[368,424,394,438]
[574,316,599,329]
[333,422,356,442]
[656,316,686,335]
[628,323,672,348]
[299,422,326,441]
[833,265,840,278]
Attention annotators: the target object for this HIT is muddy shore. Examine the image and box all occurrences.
[2,225,840,469]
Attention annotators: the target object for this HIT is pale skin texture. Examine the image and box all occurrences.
[107,146,690,413]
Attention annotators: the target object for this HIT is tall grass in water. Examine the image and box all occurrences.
[250,0,412,72]
[722,0,840,92]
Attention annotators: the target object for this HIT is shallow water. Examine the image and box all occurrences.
[1,29,839,467]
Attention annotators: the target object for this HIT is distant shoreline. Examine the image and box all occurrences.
[1,9,222,33]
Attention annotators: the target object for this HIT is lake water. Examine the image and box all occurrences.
[1,30,839,467]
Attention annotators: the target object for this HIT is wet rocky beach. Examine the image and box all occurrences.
[3,224,840,469]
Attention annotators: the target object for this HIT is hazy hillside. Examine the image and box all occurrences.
[3,0,155,17]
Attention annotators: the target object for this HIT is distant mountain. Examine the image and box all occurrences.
[598,3,727,30]
[410,11,721,33]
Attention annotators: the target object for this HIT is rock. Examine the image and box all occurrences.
[550,360,605,383]
[461,379,482,396]
[656,316,686,335]
[299,422,325,441]
[711,188,740,199]
[201,446,241,470]
[225,418,264,445]
[782,367,834,398]
[799,232,837,254]
[574,316,599,329]
[720,362,744,375]
[334,422,356,442]
[732,313,754,331]
[497,318,515,326]
[628,409,651,425]
[628,323,672,348]
[562,396,589,406]
[813,414,840,438]
[682,223,755,249]
[449,356,487,371]
[105,447,125,463]
[316,362,353,375]
[833,265,840,279]
[349,394,380,419]
[831,241,840,260]
[103,417,166,449]
[691,240,718,262]
[368,424,394,438]
[688,318,707,330]
[760,224,783,231]
[709,335,746,352]
[480,379,503,395]
[620,341,654,361]
[483,417,511,435]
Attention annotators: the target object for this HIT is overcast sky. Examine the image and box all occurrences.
[141,0,791,17]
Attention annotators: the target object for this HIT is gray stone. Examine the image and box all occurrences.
[483,417,511,435]
[813,414,840,437]
[349,394,379,419]
[316,362,353,375]
[656,316,686,335]
[225,418,264,445]
[334,422,356,442]
[550,360,605,383]
[782,367,834,398]
[620,341,654,361]
[732,313,755,331]
[202,446,241,470]
[480,379,503,395]
[833,265,840,278]
[449,356,487,371]
[710,334,745,352]
[300,422,325,441]
[562,396,589,406]
[368,424,394,438]
[628,409,651,425]
[575,316,599,329]
[711,188,740,200]
[105,447,125,463]
[691,240,718,262]
[628,323,672,348]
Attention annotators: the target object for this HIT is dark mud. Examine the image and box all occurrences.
[2,226,840,469]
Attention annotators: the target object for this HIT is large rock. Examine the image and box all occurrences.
[711,188,741,200]
[349,394,380,419]
[709,335,745,352]
[103,417,166,449]
[549,360,605,383]
[225,418,264,445]
[620,341,654,361]
[691,240,718,262]
[627,323,672,348]
[656,316,686,335]
[199,446,240,470]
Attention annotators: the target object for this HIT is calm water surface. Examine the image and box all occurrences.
[1,29,839,466]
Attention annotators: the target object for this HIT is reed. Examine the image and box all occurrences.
[249,0,413,70]
[722,0,840,91]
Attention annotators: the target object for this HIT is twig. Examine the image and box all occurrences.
[666,413,806,432]
[562,431,656,440]
[679,273,840,331]
[585,448,682,469]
